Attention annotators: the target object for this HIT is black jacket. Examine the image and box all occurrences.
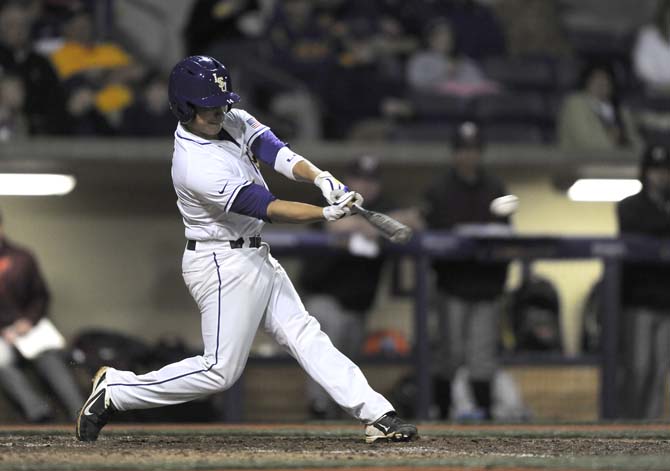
[424,168,510,300]
[0,239,50,329]
[617,190,670,310]
[0,45,69,135]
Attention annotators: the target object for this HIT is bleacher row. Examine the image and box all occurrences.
[393,55,582,144]
[397,91,556,143]
[390,52,670,145]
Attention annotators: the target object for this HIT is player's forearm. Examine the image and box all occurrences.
[266,199,325,223]
[291,159,323,183]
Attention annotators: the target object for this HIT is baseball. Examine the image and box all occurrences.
[490,194,519,217]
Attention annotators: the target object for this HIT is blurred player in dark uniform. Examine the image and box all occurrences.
[618,144,670,419]
[423,122,512,420]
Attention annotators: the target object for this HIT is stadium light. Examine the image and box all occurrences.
[0,173,76,196]
[567,178,642,202]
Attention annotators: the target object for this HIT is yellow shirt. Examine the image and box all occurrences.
[51,42,131,79]
[51,42,134,113]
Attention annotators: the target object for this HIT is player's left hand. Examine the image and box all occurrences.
[314,171,349,204]
[336,191,364,208]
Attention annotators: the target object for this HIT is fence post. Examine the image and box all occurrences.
[225,377,245,422]
[600,258,620,419]
[414,252,432,420]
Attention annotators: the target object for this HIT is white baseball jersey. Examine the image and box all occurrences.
[171,109,269,241]
[103,109,394,425]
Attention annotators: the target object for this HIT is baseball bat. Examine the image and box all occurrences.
[352,204,413,244]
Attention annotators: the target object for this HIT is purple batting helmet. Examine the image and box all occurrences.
[168,55,240,123]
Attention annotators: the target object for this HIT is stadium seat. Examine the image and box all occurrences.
[408,91,476,120]
[482,57,556,91]
[474,92,549,124]
[482,123,546,144]
[625,92,670,146]
[626,92,670,113]
[565,28,634,60]
[638,128,670,147]
[388,121,457,142]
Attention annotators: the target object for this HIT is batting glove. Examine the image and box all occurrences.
[314,171,349,204]
[323,191,356,221]
[337,191,364,208]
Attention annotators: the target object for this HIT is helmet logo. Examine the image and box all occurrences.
[212,73,227,92]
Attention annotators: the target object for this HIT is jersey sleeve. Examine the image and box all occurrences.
[189,165,253,213]
[229,183,277,221]
[223,109,270,149]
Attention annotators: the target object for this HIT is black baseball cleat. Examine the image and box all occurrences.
[365,411,418,443]
[76,366,115,442]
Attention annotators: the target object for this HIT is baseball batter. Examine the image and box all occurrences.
[76,56,417,443]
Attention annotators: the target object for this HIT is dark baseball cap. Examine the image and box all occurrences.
[452,121,484,150]
[642,145,670,169]
[346,155,380,179]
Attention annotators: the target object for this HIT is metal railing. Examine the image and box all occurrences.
[252,229,667,421]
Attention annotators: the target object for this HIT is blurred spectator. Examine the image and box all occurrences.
[26,0,65,51]
[119,72,175,137]
[316,2,415,138]
[0,72,28,141]
[494,0,573,59]
[260,86,323,140]
[424,0,506,60]
[184,0,264,59]
[0,1,68,134]
[371,0,432,39]
[423,122,513,420]
[299,155,422,419]
[112,0,192,76]
[557,62,641,150]
[50,5,145,134]
[266,0,337,86]
[406,18,499,98]
[633,0,670,95]
[617,145,670,419]
[370,0,506,61]
[267,0,407,138]
[181,2,324,140]
[0,208,84,422]
[327,0,417,78]
[241,0,344,138]
[24,0,88,55]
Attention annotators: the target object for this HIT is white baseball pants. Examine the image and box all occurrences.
[105,241,393,423]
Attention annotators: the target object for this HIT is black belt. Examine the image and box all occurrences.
[187,237,261,251]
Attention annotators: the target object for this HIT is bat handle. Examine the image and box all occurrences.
[352,204,367,215]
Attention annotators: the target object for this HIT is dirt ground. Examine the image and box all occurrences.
[1,424,670,470]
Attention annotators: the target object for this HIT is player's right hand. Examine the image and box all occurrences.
[314,171,349,204]
[323,191,357,221]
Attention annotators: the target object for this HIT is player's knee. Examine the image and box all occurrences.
[209,362,244,391]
